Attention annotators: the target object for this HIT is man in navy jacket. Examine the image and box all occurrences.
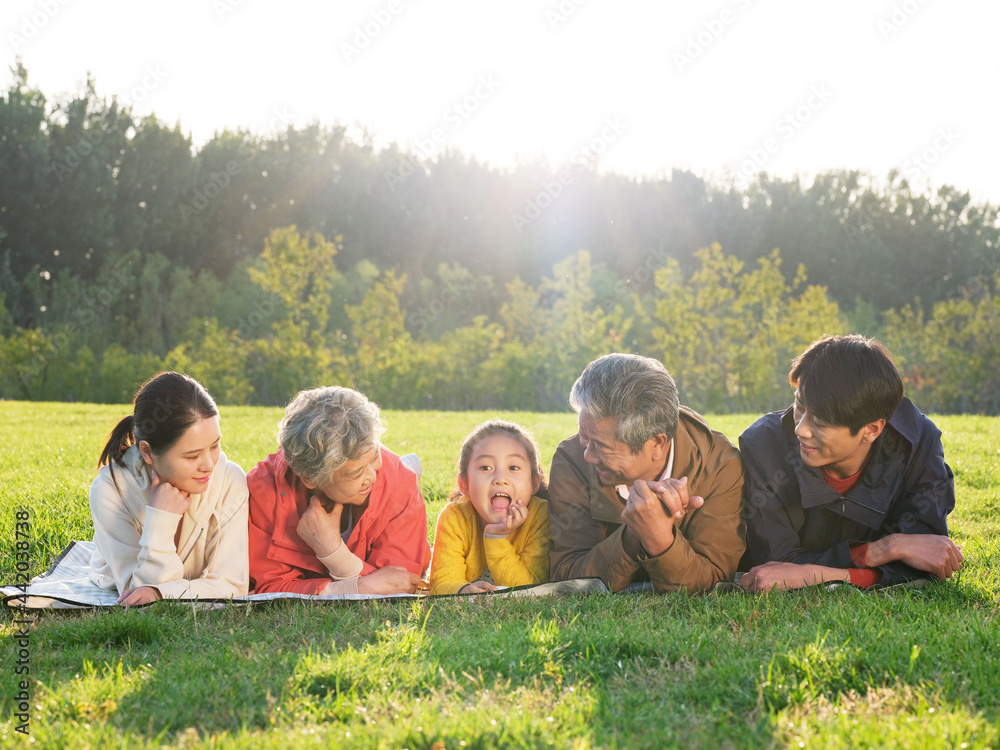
[740,335,962,592]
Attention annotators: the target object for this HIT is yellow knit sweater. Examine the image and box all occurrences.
[429,496,549,595]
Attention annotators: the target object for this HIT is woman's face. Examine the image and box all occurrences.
[139,416,222,496]
[304,445,383,507]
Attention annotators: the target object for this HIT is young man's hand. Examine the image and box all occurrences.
[741,561,850,593]
[866,534,963,578]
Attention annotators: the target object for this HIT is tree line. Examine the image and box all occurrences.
[1,65,998,413]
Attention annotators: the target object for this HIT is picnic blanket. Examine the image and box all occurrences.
[1,541,610,609]
[4,542,917,610]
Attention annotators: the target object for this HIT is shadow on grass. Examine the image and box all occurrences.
[26,600,312,739]
[9,581,998,747]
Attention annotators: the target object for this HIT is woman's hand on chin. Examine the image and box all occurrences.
[148,470,191,515]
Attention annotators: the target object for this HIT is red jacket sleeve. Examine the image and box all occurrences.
[247,457,333,595]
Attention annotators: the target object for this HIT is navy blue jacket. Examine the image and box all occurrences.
[739,397,954,585]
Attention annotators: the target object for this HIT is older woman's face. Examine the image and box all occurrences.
[307,445,383,506]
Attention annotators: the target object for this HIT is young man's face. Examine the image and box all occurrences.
[577,412,669,487]
[792,390,883,479]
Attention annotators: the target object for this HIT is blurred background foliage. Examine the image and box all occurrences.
[2,64,998,413]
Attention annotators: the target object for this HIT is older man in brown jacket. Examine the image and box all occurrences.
[548,354,745,592]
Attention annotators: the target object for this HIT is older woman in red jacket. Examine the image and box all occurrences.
[248,386,430,595]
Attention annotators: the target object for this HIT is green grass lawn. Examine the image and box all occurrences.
[1,402,997,748]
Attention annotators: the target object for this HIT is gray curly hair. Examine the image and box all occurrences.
[277,387,386,487]
[569,353,679,453]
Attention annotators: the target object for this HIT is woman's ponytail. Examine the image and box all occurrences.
[98,414,136,470]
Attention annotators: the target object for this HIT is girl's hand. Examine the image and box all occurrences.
[483,501,529,536]
[458,580,498,594]
[118,586,162,607]
[147,470,191,516]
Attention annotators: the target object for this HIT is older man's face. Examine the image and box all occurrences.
[577,413,668,487]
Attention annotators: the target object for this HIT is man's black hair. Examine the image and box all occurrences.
[789,334,904,435]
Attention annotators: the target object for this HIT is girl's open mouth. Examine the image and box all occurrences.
[490,492,512,511]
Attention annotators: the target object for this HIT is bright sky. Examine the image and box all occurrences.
[3,0,999,203]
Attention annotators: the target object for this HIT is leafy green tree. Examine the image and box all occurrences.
[0,63,51,295]
[498,276,544,346]
[407,262,495,340]
[248,225,339,335]
[0,327,54,399]
[415,317,500,410]
[884,271,1000,414]
[649,244,844,413]
[94,344,163,404]
[345,269,414,405]
[164,319,253,405]
[535,251,627,409]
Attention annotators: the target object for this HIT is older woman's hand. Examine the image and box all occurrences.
[357,565,423,595]
[296,495,345,558]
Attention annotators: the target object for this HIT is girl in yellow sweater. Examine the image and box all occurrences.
[430,420,550,595]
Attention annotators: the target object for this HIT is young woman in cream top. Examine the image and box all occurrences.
[89,372,249,606]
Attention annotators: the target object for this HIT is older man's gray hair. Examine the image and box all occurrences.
[278,386,386,487]
[569,353,679,453]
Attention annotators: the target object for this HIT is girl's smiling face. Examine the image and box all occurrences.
[139,416,222,495]
[459,434,538,525]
